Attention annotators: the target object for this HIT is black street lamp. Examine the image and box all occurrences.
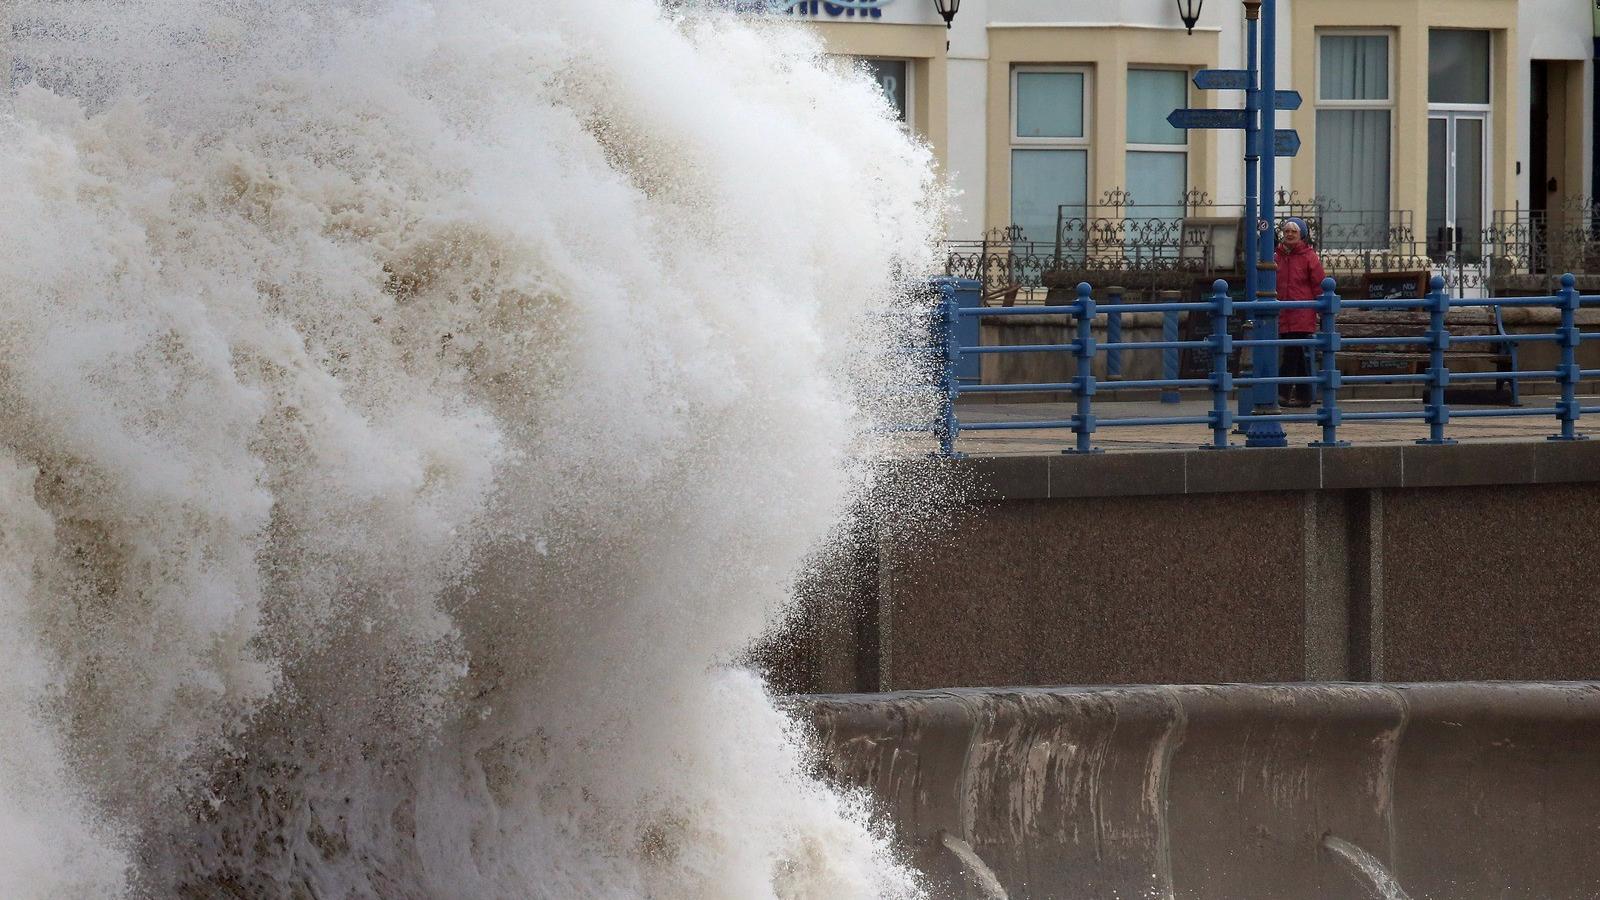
[1174,0,1203,33]
[932,0,959,31]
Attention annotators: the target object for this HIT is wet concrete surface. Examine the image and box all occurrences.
[915,396,1600,456]
[797,683,1600,900]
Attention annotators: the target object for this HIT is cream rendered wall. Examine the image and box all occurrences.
[982,25,1222,234]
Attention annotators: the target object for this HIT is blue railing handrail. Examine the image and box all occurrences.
[918,273,1595,456]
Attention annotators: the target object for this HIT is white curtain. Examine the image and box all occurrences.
[1320,35,1387,101]
[1011,149,1087,246]
[1317,36,1390,245]
[1316,110,1390,212]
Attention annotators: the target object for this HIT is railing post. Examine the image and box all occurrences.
[937,285,961,458]
[1068,281,1102,454]
[1417,274,1456,446]
[1309,277,1348,448]
[1550,272,1587,442]
[1235,312,1253,431]
[1161,308,1182,404]
[1106,285,1124,380]
[1206,279,1234,449]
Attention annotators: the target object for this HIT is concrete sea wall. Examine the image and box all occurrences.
[798,683,1600,900]
[767,440,1600,694]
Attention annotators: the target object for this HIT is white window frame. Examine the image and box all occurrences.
[1124,65,1191,209]
[1426,29,1495,265]
[1010,65,1092,150]
[1009,65,1092,243]
[1313,29,1396,212]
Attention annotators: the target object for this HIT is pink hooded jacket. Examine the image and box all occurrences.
[1274,237,1327,334]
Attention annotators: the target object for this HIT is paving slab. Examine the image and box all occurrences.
[934,396,1600,455]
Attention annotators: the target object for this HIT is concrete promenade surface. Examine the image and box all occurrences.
[943,395,1600,455]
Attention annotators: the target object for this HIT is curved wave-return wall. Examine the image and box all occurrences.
[803,683,1600,900]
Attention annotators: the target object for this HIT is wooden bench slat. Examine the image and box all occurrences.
[1327,306,1512,366]
[1339,325,1496,338]
[1339,306,1495,316]
[1338,351,1504,361]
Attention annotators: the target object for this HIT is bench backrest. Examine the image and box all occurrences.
[1336,308,1501,338]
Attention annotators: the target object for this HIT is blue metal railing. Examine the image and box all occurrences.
[924,273,1598,457]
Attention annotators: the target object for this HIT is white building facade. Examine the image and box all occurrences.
[794,0,1596,269]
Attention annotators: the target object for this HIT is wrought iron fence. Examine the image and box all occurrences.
[943,189,1419,303]
[941,228,1057,305]
[1485,197,1600,286]
[942,190,1600,303]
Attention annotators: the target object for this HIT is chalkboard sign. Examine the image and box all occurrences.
[1178,276,1250,379]
[1360,271,1429,300]
[1350,271,1430,375]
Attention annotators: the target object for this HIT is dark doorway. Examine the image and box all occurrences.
[1531,61,1550,218]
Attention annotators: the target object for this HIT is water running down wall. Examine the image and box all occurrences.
[803,684,1600,900]
[0,1,947,895]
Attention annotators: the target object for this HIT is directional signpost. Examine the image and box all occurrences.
[1174,78,1300,151]
[1174,2,1298,446]
[1193,69,1250,91]
[1166,108,1249,130]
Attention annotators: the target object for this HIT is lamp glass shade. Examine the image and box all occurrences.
[933,0,959,27]
[1175,0,1203,32]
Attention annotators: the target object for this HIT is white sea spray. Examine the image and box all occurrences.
[0,0,944,895]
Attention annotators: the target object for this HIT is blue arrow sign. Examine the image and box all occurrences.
[1168,108,1250,130]
[1274,90,1303,111]
[1193,69,1251,91]
[1273,129,1301,157]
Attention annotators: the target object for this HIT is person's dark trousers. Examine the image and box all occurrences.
[1279,332,1314,406]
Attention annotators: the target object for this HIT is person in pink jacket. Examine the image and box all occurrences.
[1274,216,1327,407]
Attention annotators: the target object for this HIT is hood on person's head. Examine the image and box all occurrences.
[1282,216,1311,247]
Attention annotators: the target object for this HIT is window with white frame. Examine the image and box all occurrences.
[1126,68,1189,218]
[1426,30,1492,262]
[1010,67,1089,246]
[1315,32,1392,244]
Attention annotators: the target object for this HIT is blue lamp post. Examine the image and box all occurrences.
[1243,0,1288,446]
[1176,0,1290,444]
